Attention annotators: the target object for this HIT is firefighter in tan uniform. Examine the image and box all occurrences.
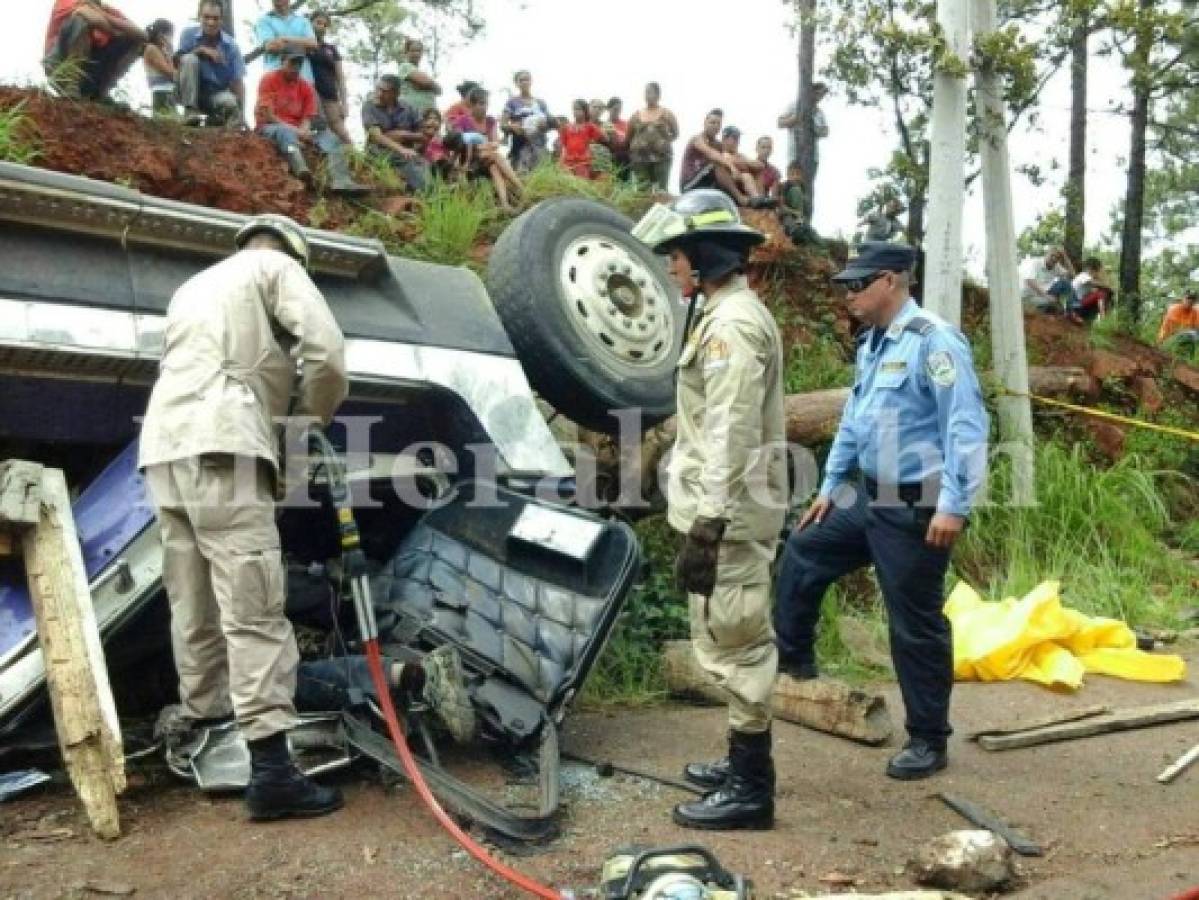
[139,214,348,821]
[633,191,787,830]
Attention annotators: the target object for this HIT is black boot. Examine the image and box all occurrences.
[885,737,948,781]
[682,754,731,790]
[672,729,774,830]
[245,732,344,821]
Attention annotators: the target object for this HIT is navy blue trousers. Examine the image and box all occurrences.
[773,485,954,742]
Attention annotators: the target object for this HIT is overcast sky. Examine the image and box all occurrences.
[7,0,1139,275]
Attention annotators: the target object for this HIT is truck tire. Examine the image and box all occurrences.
[487,197,681,434]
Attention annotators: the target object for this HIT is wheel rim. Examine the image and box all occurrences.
[558,235,675,369]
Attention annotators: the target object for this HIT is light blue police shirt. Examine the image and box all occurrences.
[819,298,990,516]
[255,12,317,82]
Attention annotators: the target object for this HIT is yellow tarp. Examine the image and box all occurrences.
[946,580,1187,690]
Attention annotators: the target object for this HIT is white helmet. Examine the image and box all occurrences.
[234,214,310,268]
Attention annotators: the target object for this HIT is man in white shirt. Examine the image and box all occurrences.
[1020,247,1074,314]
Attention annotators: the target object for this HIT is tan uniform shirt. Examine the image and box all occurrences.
[668,276,787,542]
[139,247,348,472]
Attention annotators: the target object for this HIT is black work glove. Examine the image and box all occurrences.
[675,516,726,598]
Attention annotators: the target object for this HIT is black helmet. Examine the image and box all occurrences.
[632,189,764,255]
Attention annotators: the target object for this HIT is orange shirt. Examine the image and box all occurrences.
[45,0,132,55]
[1158,301,1199,343]
[255,70,318,129]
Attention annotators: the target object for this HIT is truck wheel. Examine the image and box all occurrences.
[487,197,681,434]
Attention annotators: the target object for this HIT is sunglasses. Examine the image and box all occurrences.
[841,271,888,294]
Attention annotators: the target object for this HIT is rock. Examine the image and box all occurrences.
[1083,419,1126,459]
[1086,349,1141,381]
[1130,376,1164,413]
[908,829,1014,894]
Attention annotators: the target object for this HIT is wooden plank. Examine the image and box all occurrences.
[1157,741,1199,784]
[968,704,1111,741]
[662,640,894,745]
[0,460,44,528]
[22,468,125,840]
[938,792,1043,857]
[978,699,1199,751]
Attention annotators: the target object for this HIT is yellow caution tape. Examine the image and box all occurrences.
[1004,390,1199,443]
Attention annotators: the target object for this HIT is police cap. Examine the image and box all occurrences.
[832,241,917,283]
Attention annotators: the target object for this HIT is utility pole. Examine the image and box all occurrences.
[972,0,1036,504]
[922,0,969,326]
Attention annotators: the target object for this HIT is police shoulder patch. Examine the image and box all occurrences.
[926,349,957,387]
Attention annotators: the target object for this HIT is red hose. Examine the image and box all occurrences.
[362,640,564,899]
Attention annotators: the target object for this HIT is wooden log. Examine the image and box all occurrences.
[0,460,44,528]
[22,468,125,840]
[662,640,893,745]
[968,704,1111,741]
[978,698,1199,752]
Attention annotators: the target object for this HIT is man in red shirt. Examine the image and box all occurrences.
[43,0,146,101]
[255,52,365,193]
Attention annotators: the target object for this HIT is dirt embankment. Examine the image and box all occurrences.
[1,86,310,219]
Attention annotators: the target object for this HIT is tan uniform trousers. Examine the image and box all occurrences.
[688,538,778,734]
[145,454,298,742]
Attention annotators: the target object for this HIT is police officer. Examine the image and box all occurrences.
[633,190,787,829]
[140,214,349,820]
[774,242,988,780]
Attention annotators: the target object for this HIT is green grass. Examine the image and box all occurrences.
[784,334,853,393]
[956,442,1196,627]
[0,100,41,165]
[406,178,496,267]
[517,160,655,222]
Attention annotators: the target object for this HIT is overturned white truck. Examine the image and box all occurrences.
[0,162,682,837]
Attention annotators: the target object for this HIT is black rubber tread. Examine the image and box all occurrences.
[486,196,681,434]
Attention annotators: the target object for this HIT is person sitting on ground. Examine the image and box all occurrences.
[449,87,523,211]
[362,74,428,193]
[415,108,455,180]
[778,160,820,246]
[680,110,769,208]
[1157,290,1199,356]
[444,79,480,122]
[720,126,771,207]
[256,51,365,193]
[859,197,907,245]
[556,99,607,180]
[607,97,630,179]
[255,0,318,84]
[501,70,553,173]
[626,81,679,191]
[308,10,351,146]
[43,0,147,102]
[755,136,781,200]
[177,0,245,126]
[397,37,441,115]
[143,18,177,116]
[1021,246,1075,314]
[1069,257,1110,325]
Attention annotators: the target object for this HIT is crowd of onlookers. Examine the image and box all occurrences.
[42,0,832,235]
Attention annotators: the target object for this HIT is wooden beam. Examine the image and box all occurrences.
[978,699,1199,751]
[22,468,125,840]
[968,704,1111,741]
[662,640,894,745]
[0,460,44,528]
